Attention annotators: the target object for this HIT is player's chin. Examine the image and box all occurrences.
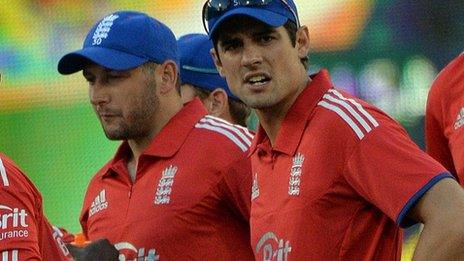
[102,127,126,141]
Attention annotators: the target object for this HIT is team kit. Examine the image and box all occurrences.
[2,0,464,260]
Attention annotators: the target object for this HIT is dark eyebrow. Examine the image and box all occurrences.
[220,37,241,46]
[252,27,277,37]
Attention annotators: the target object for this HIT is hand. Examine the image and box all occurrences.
[66,238,119,261]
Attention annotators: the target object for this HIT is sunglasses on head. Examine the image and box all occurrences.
[202,0,300,34]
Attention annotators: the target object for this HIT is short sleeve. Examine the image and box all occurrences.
[343,121,453,228]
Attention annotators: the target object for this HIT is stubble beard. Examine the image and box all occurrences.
[240,92,278,110]
[103,80,158,141]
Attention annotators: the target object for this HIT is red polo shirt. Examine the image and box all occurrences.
[426,53,464,182]
[80,98,254,260]
[0,154,70,260]
[249,70,451,260]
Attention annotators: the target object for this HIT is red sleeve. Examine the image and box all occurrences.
[0,154,43,260]
[343,120,452,228]
[220,156,252,221]
[79,186,91,240]
[425,60,456,176]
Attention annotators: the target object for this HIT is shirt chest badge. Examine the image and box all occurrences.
[454,107,464,130]
[154,165,178,205]
[288,153,305,196]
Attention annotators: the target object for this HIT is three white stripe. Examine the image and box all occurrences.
[2,250,18,261]
[318,89,379,140]
[0,158,9,187]
[195,116,253,152]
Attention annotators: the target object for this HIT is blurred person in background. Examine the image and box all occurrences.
[426,53,464,182]
[204,0,464,259]
[57,11,254,260]
[178,33,251,127]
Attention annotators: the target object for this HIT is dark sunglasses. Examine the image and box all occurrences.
[202,0,300,34]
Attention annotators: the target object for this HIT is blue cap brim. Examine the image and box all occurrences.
[57,47,148,75]
[180,67,240,101]
[209,7,288,38]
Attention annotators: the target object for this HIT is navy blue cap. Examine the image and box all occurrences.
[178,33,239,101]
[58,11,178,75]
[206,0,299,37]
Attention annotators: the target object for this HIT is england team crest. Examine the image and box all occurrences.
[288,153,305,196]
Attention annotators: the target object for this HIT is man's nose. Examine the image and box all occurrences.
[89,82,110,106]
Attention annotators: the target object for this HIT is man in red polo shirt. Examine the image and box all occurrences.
[0,153,71,260]
[426,53,464,182]
[57,11,254,260]
[204,0,464,259]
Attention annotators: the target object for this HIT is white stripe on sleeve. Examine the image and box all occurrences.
[200,117,252,146]
[318,101,365,139]
[0,158,9,187]
[204,115,254,140]
[323,94,372,132]
[328,89,379,127]
[195,123,249,152]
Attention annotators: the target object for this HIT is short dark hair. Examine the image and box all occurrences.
[211,17,309,70]
[283,21,309,70]
[191,86,251,127]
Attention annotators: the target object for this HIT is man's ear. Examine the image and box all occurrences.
[210,48,225,77]
[206,88,229,117]
[157,60,178,94]
[296,26,310,59]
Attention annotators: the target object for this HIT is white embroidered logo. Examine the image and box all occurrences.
[154,165,178,205]
[454,107,464,130]
[89,189,108,217]
[251,173,260,201]
[115,242,160,261]
[256,232,292,261]
[288,153,305,196]
[92,14,119,45]
[0,205,29,241]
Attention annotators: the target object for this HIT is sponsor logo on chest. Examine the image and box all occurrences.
[154,165,178,205]
[256,232,292,261]
[89,189,109,217]
[115,242,159,261]
[288,153,305,196]
[0,205,29,241]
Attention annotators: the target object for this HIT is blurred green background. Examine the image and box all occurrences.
[1,0,463,258]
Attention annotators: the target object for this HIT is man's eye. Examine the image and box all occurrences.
[106,74,124,82]
[259,35,274,43]
[224,44,239,52]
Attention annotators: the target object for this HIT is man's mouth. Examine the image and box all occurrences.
[245,73,271,86]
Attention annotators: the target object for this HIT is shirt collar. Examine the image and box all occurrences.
[101,98,207,178]
[250,69,333,156]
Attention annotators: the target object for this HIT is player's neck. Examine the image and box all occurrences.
[257,77,310,146]
[127,158,137,182]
